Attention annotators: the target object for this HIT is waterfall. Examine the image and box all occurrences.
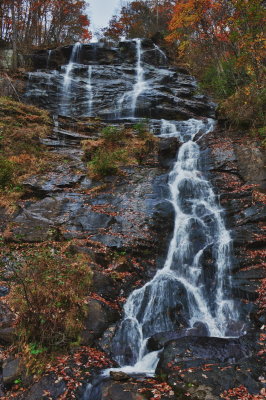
[60,42,81,116]
[131,38,147,116]
[108,118,240,376]
[86,66,93,116]
[153,43,168,64]
[117,39,148,118]
[46,50,52,68]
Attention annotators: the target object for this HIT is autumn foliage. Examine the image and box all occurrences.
[103,0,175,41]
[0,0,91,54]
[10,248,92,351]
[166,0,265,137]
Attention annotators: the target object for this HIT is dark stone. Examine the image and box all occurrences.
[19,373,66,400]
[158,137,181,169]
[148,322,210,351]
[24,41,215,120]
[0,303,14,329]
[156,335,264,396]
[3,358,22,385]
[81,299,120,345]
[23,169,84,194]
[235,144,266,188]
[101,381,146,400]
[0,327,16,344]
[0,286,10,297]
[110,371,130,381]
[91,271,120,301]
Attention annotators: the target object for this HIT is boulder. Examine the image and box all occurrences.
[110,371,130,382]
[148,322,209,351]
[2,358,22,385]
[18,373,66,400]
[81,299,120,345]
[156,335,264,396]
[0,303,15,343]
[101,381,146,400]
[158,137,181,169]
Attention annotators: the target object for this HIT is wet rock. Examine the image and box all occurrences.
[81,299,120,345]
[158,137,181,169]
[0,303,14,329]
[91,271,120,301]
[235,144,266,188]
[0,327,16,344]
[110,371,130,381]
[98,324,117,356]
[0,286,9,297]
[23,169,84,194]
[25,40,215,120]
[2,358,22,385]
[148,323,210,351]
[18,373,66,400]
[101,381,146,400]
[156,336,264,396]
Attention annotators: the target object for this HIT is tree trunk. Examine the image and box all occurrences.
[11,2,18,70]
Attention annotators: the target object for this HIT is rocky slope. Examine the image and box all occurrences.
[0,39,265,399]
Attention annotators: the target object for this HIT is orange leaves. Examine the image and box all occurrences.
[138,379,175,400]
[1,0,92,49]
[221,385,266,400]
[103,0,175,41]
[168,0,226,42]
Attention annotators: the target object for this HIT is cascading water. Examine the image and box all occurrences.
[109,118,240,376]
[46,50,52,68]
[60,42,81,115]
[87,66,93,116]
[117,39,148,118]
[131,38,147,116]
[153,43,168,64]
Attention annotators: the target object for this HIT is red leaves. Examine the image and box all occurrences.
[103,0,175,41]
[45,347,113,400]
[1,0,92,49]
[138,378,175,399]
[89,292,120,310]
[221,385,266,400]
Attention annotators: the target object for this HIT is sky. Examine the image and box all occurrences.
[89,0,122,36]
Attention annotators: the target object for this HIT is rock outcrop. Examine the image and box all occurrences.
[0,39,265,400]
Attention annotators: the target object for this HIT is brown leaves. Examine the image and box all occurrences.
[221,385,266,400]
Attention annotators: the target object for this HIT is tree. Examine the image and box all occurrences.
[167,0,265,84]
[0,0,92,54]
[103,0,176,41]
[167,0,265,131]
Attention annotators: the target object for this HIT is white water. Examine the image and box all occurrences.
[153,43,168,64]
[60,42,81,115]
[110,118,239,375]
[87,66,93,116]
[116,39,148,118]
[131,39,147,116]
[46,50,52,68]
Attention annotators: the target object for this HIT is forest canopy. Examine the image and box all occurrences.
[0,0,91,50]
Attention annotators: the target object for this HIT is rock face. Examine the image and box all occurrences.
[1,39,265,400]
[156,335,264,398]
[2,358,22,385]
[24,40,215,120]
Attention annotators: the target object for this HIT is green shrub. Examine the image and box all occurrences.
[0,156,14,189]
[219,84,266,129]
[133,122,149,138]
[88,148,128,177]
[101,125,125,143]
[10,249,92,350]
[200,58,248,99]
